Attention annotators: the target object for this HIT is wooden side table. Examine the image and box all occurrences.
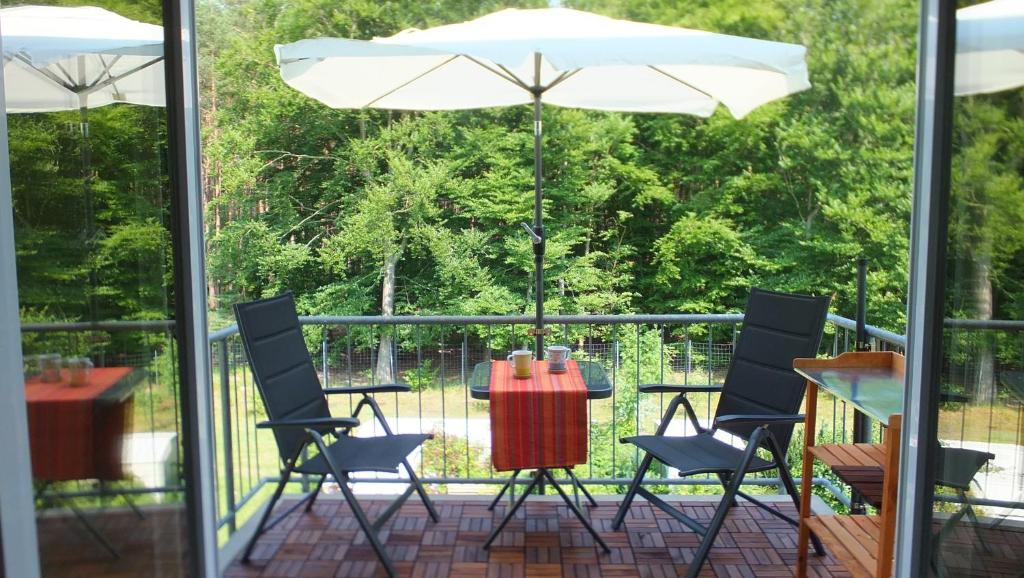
[794,351,905,578]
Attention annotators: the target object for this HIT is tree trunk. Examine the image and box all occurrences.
[375,248,401,384]
[203,72,220,310]
[973,254,996,403]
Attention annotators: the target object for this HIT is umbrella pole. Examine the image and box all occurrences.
[80,98,99,323]
[80,103,93,237]
[532,91,545,358]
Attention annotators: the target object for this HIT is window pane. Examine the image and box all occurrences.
[929,1,1024,574]
[2,2,191,575]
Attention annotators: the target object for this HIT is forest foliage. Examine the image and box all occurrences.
[9,0,1023,337]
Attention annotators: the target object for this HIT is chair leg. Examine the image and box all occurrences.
[686,430,767,578]
[305,474,327,513]
[613,394,687,531]
[958,489,993,554]
[242,470,292,563]
[611,452,654,530]
[489,470,521,511]
[716,472,738,507]
[403,459,440,522]
[767,435,825,557]
[337,473,399,578]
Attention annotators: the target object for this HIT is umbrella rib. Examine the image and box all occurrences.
[363,54,460,108]
[13,54,76,91]
[465,56,531,91]
[541,69,580,93]
[52,60,79,87]
[86,54,123,90]
[79,56,164,98]
[646,65,717,102]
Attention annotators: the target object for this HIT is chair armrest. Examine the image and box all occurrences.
[638,383,723,394]
[324,384,412,395]
[256,417,360,430]
[714,414,805,427]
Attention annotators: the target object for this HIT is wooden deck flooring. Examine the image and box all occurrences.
[28,496,1023,577]
[36,505,188,578]
[225,496,852,578]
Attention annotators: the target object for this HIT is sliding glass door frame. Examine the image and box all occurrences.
[897,0,958,575]
[164,0,219,574]
[0,9,43,578]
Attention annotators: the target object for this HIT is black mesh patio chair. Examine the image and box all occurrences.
[930,393,996,576]
[234,292,438,577]
[611,288,830,577]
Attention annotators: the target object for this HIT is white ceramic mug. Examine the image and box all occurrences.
[546,346,571,371]
[507,349,534,378]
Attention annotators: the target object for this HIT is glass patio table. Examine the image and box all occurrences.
[468,359,613,400]
[469,358,613,552]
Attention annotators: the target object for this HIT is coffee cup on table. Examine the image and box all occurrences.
[546,346,571,372]
[507,350,534,378]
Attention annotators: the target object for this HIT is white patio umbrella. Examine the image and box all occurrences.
[2,5,164,319]
[275,7,810,354]
[956,0,1024,96]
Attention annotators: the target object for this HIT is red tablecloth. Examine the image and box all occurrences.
[489,359,587,471]
[25,367,135,481]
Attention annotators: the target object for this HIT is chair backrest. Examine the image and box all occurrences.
[714,288,831,452]
[234,292,331,463]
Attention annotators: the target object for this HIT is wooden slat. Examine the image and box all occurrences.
[807,515,881,578]
[831,466,884,509]
[845,444,880,466]
[811,444,886,468]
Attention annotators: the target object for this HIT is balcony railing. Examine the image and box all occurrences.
[20,311,1023,548]
[206,312,911,539]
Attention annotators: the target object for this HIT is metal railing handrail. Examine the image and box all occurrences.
[20,313,1024,346]
[827,313,908,348]
[20,319,177,333]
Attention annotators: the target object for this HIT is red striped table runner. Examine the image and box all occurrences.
[489,359,587,471]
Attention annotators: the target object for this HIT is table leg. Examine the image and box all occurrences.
[797,380,817,578]
[542,469,610,552]
[484,470,543,549]
[488,469,520,511]
[565,467,598,507]
[877,414,901,578]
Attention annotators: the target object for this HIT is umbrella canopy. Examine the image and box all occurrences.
[276,8,808,117]
[2,5,165,112]
[956,0,1024,97]
[275,7,810,354]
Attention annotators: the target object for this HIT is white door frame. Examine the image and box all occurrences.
[0,7,43,577]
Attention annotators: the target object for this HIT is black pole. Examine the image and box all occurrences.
[532,90,544,359]
[856,256,868,351]
[851,256,871,514]
[80,98,99,323]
